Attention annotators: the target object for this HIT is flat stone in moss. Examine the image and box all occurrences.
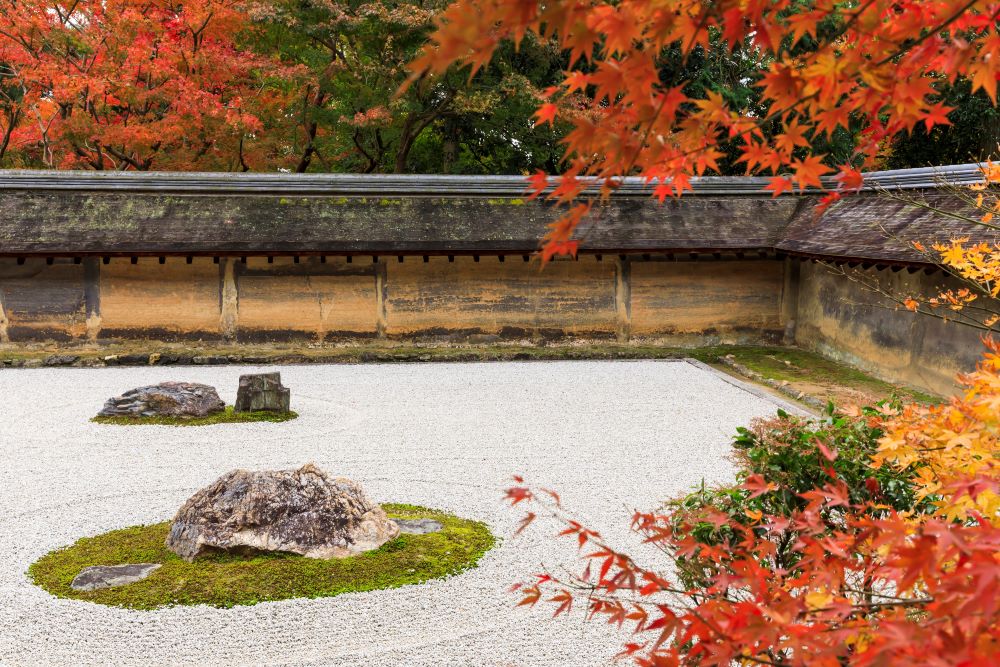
[70,563,161,591]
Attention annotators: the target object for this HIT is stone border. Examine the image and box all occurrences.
[684,358,816,416]
[709,356,826,413]
[0,347,701,368]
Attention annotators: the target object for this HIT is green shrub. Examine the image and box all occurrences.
[667,403,931,587]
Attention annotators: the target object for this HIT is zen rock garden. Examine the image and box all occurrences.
[94,372,297,425]
[7,359,823,663]
[29,363,491,612]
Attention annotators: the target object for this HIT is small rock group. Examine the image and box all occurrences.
[98,372,291,418]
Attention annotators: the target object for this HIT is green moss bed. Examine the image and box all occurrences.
[91,406,298,426]
[29,504,494,609]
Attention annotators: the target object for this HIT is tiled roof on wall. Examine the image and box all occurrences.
[0,164,994,264]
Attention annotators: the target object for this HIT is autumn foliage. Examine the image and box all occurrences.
[884,162,1000,332]
[0,0,298,170]
[412,0,1000,258]
[505,354,1000,665]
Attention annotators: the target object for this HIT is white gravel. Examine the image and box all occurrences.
[0,359,799,666]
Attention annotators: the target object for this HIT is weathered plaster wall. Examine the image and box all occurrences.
[0,258,87,340]
[235,257,379,340]
[793,260,985,394]
[1,254,984,396]
[629,260,784,338]
[99,257,220,339]
[384,256,619,337]
[0,255,785,344]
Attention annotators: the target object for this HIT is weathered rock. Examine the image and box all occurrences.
[166,464,399,561]
[234,372,291,413]
[118,354,150,365]
[70,563,161,591]
[44,354,79,366]
[193,355,228,365]
[394,518,443,535]
[98,382,225,418]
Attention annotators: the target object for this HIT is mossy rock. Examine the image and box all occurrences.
[30,504,494,609]
[91,405,298,426]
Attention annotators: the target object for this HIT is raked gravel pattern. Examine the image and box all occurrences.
[0,359,800,667]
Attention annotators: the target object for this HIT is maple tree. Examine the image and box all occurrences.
[0,0,298,170]
[408,9,1000,659]
[887,79,1000,167]
[876,338,1000,522]
[411,0,1000,259]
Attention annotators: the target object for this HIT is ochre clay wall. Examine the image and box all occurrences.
[99,257,221,338]
[384,256,620,338]
[1,254,982,396]
[234,257,379,340]
[793,260,985,394]
[0,259,90,340]
[629,260,784,337]
[0,255,784,345]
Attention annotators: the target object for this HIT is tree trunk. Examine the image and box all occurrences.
[296,88,327,173]
[442,117,458,172]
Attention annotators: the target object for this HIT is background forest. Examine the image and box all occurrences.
[0,0,996,174]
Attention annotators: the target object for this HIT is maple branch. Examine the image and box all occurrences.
[872,221,1000,305]
[296,85,328,173]
[102,143,156,171]
[824,263,999,333]
[352,129,378,173]
[875,185,1000,232]
[873,0,985,67]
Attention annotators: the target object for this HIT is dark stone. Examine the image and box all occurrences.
[70,563,161,591]
[240,356,269,364]
[166,464,399,561]
[119,354,150,365]
[234,372,290,413]
[394,518,443,535]
[43,354,79,366]
[98,382,225,418]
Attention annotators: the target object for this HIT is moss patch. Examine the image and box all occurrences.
[29,504,494,609]
[713,347,941,406]
[91,406,298,426]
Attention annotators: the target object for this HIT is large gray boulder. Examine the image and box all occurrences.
[234,373,291,413]
[166,464,399,561]
[98,382,225,418]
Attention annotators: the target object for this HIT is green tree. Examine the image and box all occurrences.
[256,0,569,174]
[887,79,1000,168]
